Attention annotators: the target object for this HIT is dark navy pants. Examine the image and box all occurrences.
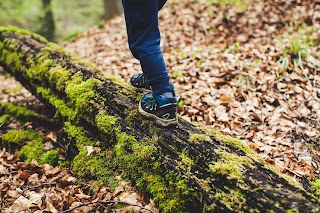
[122,0,174,95]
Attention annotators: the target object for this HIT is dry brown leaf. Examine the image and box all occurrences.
[46,131,57,142]
[119,192,140,205]
[7,190,20,198]
[11,196,31,213]
[45,201,58,213]
[19,171,30,180]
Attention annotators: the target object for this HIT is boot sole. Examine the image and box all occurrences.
[138,100,178,127]
[128,80,151,93]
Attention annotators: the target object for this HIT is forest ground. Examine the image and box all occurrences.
[0,0,319,212]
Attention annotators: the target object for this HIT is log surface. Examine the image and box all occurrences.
[0,27,319,213]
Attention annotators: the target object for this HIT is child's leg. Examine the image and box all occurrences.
[122,0,173,95]
[158,0,167,10]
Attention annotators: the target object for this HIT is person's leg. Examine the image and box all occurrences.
[122,0,177,126]
[158,0,167,11]
[122,0,173,95]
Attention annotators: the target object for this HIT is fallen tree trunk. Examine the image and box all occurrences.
[0,26,319,213]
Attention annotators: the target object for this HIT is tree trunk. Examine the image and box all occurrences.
[0,27,319,213]
[41,0,55,41]
[103,0,122,20]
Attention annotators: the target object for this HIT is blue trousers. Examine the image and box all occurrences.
[122,0,174,95]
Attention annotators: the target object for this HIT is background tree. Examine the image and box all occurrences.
[103,0,122,20]
[40,0,55,41]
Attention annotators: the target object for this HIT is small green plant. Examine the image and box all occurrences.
[177,99,185,110]
[173,71,184,78]
[277,25,320,75]
[233,42,241,50]
[4,86,23,93]
[180,52,186,59]
[237,74,251,88]
[206,0,249,13]
[254,59,260,66]
[64,31,79,41]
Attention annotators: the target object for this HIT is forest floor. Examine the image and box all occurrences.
[1,0,319,212]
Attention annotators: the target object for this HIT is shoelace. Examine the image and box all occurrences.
[143,97,158,111]
[136,74,145,86]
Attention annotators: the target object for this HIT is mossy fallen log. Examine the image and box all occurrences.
[0,103,59,165]
[0,26,319,213]
[0,102,56,127]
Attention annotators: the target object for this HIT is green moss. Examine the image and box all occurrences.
[64,121,119,188]
[119,87,143,102]
[113,132,194,213]
[0,102,42,123]
[95,110,118,135]
[214,188,247,211]
[124,109,163,138]
[65,76,102,116]
[36,87,76,119]
[203,204,215,212]
[195,125,302,190]
[0,41,4,51]
[179,149,195,171]
[0,25,47,42]
[124,108,139,125]
[310,178,320,199]
[72,148,117,186]
[0,42,24,72]
[266,164,302,190]
[114,131,137,155]
[189,133,210,143]
[0,126,57,166]
[1,129,40,148]
[48,65,71,91]
[59,160,71,169]
[141,119,162,136]
[1,27,198,211]
[286,208,299,213]
[196,124,264,164]
[105,74,133,91]
[39,150,58,165]
[44,42,68,55]
[19,137,45,164]
[209,149,254,181]
[0,114,9,124]
[63,122,95,149]
[26,55,53,81]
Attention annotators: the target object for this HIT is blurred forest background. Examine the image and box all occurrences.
[0,0,122,43]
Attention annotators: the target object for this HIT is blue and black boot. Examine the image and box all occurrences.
[138,91,178,127]
[130,73,152,92]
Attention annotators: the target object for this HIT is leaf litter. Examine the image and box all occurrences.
[65,0,320,184]
[0,148,157,212]
[0,0,320,211]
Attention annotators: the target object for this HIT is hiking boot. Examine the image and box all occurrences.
[138,92,178,127]
[129,73,152,92]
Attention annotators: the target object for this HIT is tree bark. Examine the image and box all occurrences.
[0,27,319,213]
[103,0,122,20]
[41,0,55,41]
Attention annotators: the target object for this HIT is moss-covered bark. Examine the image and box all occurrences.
[0,102,56,126]
[0,102,59,165]
[0,26,319,213]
